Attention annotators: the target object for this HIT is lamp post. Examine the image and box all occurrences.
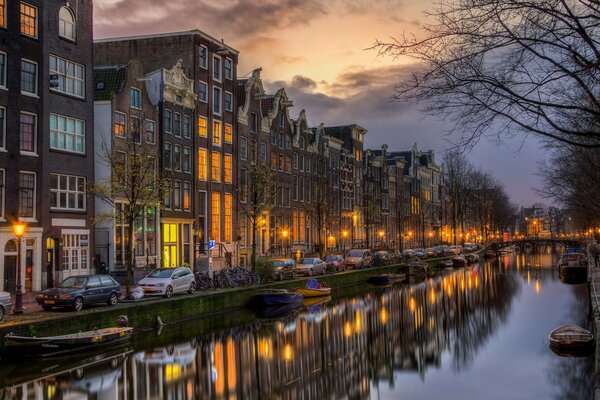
[282,229,289,257]
[378,230,385,249]
[342,229,349,256]
[12,222,27,314]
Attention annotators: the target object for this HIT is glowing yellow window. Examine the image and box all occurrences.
[198,149,207,180]
[20,3,37,37]
[224,124,232,143]
[198,116,207,137]
[224,194,232,242]
[0,0,6,27]
[224,154,232,183]
[211,152,220,182]
[213,120,221,145]
[211,193,220,242]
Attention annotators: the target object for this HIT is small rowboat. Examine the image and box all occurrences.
[293,279,331,298]
[255,289,303,306]
[548,324,593,354]
[3,327,133,358]
[452,256,467,268]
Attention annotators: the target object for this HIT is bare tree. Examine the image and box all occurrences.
[373,0,600,148]
[93,128,166,293]
[236,163,277,267]
[443,150,472,244]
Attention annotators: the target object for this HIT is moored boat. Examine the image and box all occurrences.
[440,259,454,269]
[368,273,406,286]
[293,279,331,298]
[407,261,428,276]
[484,250,497,259]
[548,324,593,354]
[452,255,467,268]
[3,327,133,358]
[557,252,588,280]
[465,253,479,264]
[255,289,303,306]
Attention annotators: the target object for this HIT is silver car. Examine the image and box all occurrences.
[0,291,13,321]
[137,267,196,298]
[295,257,326,276]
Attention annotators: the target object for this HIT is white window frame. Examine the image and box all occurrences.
[62,231,90,271]
[50,173,86,211]
[20,111,37,155]
[224,91,233,112]
[21,58,38,96]
[224,58,233,80]
[18,171,36,221]
[199,45,208,69]
[0,106,5,150]
[49,54,85,98]
[198,80,208,103]
[58,6,76,41]
[0,169,5,221]
[50,113,85,154]
[213,55,222,82]
[0,51,6,89]
[213,86,222,116]
[130,87,141,109]
[20,2,38,39]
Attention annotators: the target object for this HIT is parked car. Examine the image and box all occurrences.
[137,267,196,298]
[373,250,392,265]
[345,249,373,269]
[425,248,435,258]
[413,248,426,259]
[448,246,461,255]
[401,249,414,258]
[324,255,346,272]
[295,258,326,276]
[262,258,296,281]
[36,275,122,311]
[432,246,444,257]
[0,291,13,321]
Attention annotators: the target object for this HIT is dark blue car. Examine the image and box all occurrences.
[36,275,122,311]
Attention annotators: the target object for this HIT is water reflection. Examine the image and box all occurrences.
[0,248,593,399]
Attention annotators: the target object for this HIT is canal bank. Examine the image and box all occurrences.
[0,258,454,347]
[588,266,600,396]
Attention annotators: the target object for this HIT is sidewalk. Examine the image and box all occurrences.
[1,292,43,323]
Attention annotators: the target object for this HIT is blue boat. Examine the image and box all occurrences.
[255,289,303,306]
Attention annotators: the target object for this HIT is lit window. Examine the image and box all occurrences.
[183,182,191,211]
[58,7,76,41]
[213,120,221,146]
[224,154,232,183]
[0,0,5,27]
[21,59,37,95]
[211,152,221,182]
[49,55,84,98]
[224,194,232,242]
[20,3,37,38]
[211,193,220,242]
[224,124,232,144]
[113,112,126,137]
[50,114,85,154]
[198,116,207,137]
[50,173,86,211]
[198,149,207,180]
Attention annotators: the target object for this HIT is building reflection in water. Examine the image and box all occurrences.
[1,261,526,399]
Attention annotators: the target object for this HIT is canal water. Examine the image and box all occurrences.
[0,248,594,399]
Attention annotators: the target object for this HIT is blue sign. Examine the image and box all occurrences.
[208,240,216,250]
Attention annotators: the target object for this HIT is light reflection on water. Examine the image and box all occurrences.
[0,247,593,399]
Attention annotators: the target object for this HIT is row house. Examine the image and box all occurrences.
[94,31,239,270]
[0,0,95,292]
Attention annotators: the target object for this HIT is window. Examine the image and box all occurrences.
[49,55,84,98]
[0,169,4,219]
[163,110,172,133]
[199,45,208,69]
[174,144,181,171]
[183,182,191,210]
[62,233,89,270]
[224,154,232,183]
[0,52,6,88]
[198,116,207,137]
[224,194,232,242]
[173,181,181,210]
[239,168,247,202]
[163,180,172,209]
[259,143,266,165]
[50,174,86,211]
[240,137,247,161]
[20,3,37,37]
[213,87,222,115]
[198,81,208,102]
[270,130,277,145]
[0,107,5,149]
[19,172,35,218]
[293,153,298,169]
[211,152,220,182]
[224,124,232,144]
[183,147,191,173]
[213,55,221,81]
[213,120,221,146]
[224,58,233,80]
[173,112,181,137]
[145,120,156,143]
[224,91,233,112]
[183,115,191,138]
[20,112,36,153]
[0,0,5,27]
[21,59,37,95]
[279,112,285,127]
[211,193,220,241]
[114,112,126,137]
[198,149,207,180]
[59,6,76,41]
[131,116,141,143]
[50,114,85,154]
[250,113,257,133]
[164,142,172,170]
[130,88,141,109]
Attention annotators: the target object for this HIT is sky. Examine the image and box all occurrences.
[93,0,547,207]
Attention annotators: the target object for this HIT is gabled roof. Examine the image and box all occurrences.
[323,124,364,140]
[93,64,127,101]
[261,96,275,117]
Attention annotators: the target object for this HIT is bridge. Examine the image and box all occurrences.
[490,238,584,252]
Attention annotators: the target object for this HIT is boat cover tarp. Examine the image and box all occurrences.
[305,279,321,289]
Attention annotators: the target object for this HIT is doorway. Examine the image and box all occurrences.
[4,239,17,293]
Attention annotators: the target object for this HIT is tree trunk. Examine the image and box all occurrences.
[126,215,135,296]
[251,219,257,269]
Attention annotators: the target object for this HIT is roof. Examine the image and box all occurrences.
[93,65,127,101]
[261,96,275,117]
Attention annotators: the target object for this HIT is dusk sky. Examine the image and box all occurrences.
[94,0,547,207]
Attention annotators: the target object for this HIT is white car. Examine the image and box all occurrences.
[295,257,326,276]
[0,291,13,321]
[137,267,196,298]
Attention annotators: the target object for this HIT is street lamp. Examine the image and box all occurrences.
[342,229,349,255]
[12,222,27,314]
[378,230,385,248]
[281,229,289,257]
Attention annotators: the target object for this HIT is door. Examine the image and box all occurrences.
[3,256,16,293]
